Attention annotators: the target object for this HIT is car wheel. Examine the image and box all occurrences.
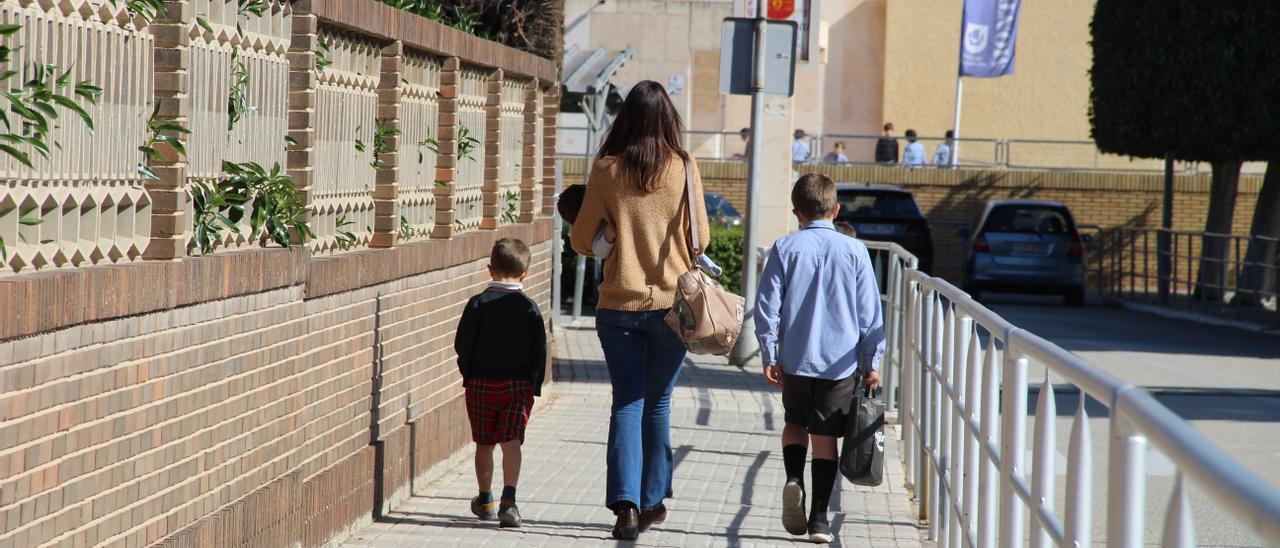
[1064,287,1085,307]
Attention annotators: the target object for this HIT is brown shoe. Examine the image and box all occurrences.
[612,507,640,540]
[638,503,667,532]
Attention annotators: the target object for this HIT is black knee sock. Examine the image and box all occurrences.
[501,485,516,503]
[809,459,838,522]
[782,444,807,486]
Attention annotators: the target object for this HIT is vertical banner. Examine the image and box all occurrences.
[959,0,1021,77]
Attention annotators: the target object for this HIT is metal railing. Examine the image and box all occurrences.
[1101,227,1279,327]
[866,241,1280,547]
[556,126,1272,175]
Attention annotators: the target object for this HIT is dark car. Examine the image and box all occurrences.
[835,183,934,272]
[959,200,1088,306]
[704,192,742,226]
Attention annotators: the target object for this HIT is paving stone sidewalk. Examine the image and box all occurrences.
[341,320,927,547]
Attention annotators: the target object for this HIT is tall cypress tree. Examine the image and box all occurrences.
[1090,0,1280,302]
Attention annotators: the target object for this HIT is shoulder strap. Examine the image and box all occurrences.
[683,158,700,259]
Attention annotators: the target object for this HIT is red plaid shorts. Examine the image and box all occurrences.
[464,379,534,445]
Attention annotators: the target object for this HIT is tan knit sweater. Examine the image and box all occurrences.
[569,155,711,312]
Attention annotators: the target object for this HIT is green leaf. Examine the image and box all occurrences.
[0,144,32,168]
[137,163,159,180]
[0,24,21,36]
[195,16,215,35]
[19,217,42,226]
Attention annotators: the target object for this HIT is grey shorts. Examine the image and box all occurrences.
[782,372,859,437]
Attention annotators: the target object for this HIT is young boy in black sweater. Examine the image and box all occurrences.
[454,238,547,528]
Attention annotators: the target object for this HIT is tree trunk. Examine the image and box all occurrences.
[1231,158,1280,306]
[1194,159,1242,301]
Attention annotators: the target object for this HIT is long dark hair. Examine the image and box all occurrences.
[596,80,689,193]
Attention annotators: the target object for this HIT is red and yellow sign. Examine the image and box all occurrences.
[767,0,794,19]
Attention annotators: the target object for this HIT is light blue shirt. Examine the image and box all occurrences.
[792,140,811,162]
[754,221,885,380]
[902,141,926,166]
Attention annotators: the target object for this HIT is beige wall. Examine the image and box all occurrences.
[882,1,1095,141]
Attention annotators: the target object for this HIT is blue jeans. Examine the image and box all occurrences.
[595,308,687,513]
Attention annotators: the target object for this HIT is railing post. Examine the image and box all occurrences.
[145,0,193,260]
[1064,392,1093,548]
[962,322,982,547]
[480,68,504,230]
[998,353,1028,548]
[936,300,955,544]
[949,315,972,548]
[903,280,918,487]
[431,57,460,239]
[371,41,403,248]
[885,256,901,410]
[977,338,1000,548]
[1106,402,1147,548]
[1030,375,1056,548]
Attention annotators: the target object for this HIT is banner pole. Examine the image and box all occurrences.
[951,75,963,167]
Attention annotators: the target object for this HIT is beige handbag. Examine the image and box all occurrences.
[665,159,746,356]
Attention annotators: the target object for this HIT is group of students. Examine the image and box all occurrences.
[451,80,884,544]
[783,122,957,167]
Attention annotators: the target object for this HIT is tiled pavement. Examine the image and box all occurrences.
[341,319,928,547]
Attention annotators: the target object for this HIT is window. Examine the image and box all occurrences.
[983,206,1075,235]
[837,192,920,217]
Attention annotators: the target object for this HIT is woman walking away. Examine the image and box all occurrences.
[570,80,711,541]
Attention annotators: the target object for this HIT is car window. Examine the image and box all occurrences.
[982,206,1074,235]
[837,192,919,216]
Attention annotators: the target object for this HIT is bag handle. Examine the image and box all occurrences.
[682,157,701,261]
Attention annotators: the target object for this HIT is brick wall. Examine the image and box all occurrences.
[0,221,554,548]
[563,158,1266,282]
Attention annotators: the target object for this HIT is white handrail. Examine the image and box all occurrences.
[861,241,1280,547]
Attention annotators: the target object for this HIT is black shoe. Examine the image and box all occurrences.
[612,507,640,540]
[638,503,667,532]
[808,519,833,544]
[781,481,808,535]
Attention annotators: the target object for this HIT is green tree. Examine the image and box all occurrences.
[1090,1,1280,302]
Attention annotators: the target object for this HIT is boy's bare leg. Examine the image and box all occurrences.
[499,440,522,494]
[809,434,837,460]
[782,423,809,448]
[475,444,495,493]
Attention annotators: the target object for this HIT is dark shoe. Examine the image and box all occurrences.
[781,481,808,535]
[498,503,522,528]
[470,496,497,520]
[638,503,667,532]
[808,520,834,544]
[612,507,640,540]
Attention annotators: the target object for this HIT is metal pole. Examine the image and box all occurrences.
[572,95,598,321]
[1159,154,1174,304]
[950,77,963,167]
[730,0,768,366]
[552,160,564,325]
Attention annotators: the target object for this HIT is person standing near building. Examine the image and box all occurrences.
[932,130,955,167]
[733,127,751,161]
[822,141,848,163]
[792,129,812,163]
[874,123,898,164]
[901,129,925,167]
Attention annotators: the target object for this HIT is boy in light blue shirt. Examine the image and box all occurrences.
[754,173,885,543]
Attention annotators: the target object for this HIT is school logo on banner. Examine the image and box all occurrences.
[959,0,1021,77]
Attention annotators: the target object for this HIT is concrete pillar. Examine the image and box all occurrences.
[431,57,461,239]
[143,0,192,260]
[285,5,318,241]
[480,69,504,230]
[754,96,798,249]
[519,86,541,223]
[541,86,560,217]
[371,41,403,248]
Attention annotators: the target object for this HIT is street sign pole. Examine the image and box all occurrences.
[730,0,769,366]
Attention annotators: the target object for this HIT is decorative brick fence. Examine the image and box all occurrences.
[0,1,558,547]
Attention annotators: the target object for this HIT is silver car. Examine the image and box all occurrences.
[959,200,1087,306]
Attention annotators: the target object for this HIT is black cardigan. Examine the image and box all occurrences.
[453,288,547,396]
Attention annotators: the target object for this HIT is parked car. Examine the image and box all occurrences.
[834,183,934,273]
[959,200,1088,306]
[704,192,742,226]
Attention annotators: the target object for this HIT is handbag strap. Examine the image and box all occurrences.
[682,157,701,260]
